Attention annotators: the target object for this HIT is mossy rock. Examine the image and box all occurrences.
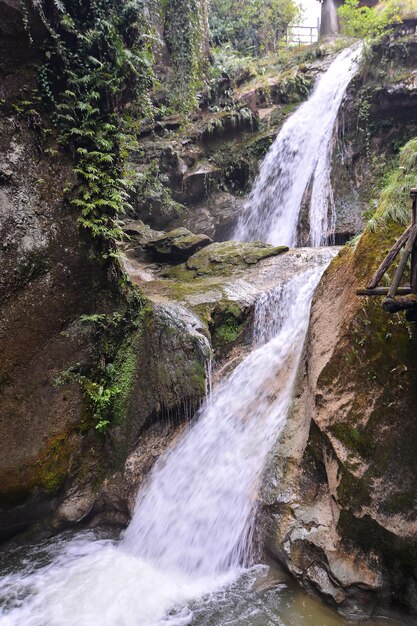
[210,300,251,356]
[122,220,163,245]
[185,240,289,276]
[145,227,213,262]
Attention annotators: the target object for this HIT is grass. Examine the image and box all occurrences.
[368,137,417,230]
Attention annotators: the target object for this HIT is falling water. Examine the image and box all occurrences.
[0,254,334,626]
[320,0,340,38]
[122,260,332,576]
[234,45,362,247]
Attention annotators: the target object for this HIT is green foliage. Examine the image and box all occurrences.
[210,45,258,89]
[376,138,417,225]
[56,369,121,433]
[28,0,155,246]
[394,0,417,20]
[57,291,146,433]
[134,160,184,219]
[357,88,372,154]
[210,0,299,56]
[338,0,400,40]
[367,138,417,231]
[164,0,208,111]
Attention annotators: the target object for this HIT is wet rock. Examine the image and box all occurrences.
[181,191,245,240]
[122,220,163,244]
[57,486,97,524]
[130,187,187,230]
[186,240,289,276]
[263,223,417,618]
[145,227,213,262]
[331,35,417,244]
[177,163,222,204]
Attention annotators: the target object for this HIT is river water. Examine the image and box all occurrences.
[0,45,405,626]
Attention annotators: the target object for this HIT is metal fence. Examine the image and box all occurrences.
[286,23,320,47]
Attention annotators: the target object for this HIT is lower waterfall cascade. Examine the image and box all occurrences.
[0,254,334,626]
[0,44,384,626]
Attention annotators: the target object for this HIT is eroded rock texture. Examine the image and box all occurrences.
[263,230,417,621]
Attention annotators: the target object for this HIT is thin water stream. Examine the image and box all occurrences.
[0,45,403,626]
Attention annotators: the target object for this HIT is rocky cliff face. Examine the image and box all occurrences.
[0,2,212,541]
[0,1,114,538]
[263,232,417,622]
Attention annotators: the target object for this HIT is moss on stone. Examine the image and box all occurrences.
[146,227,212,261]
[338,510,417,573]
[0,430,78,507]
[185,240,288,276]
[210,300,250,356]
[111,336,140,426]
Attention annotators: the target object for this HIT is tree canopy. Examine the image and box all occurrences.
[209,0,300,56]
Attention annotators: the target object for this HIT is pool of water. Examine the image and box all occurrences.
[0,529,409,626]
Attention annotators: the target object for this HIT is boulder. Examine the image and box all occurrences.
[178,163,222,203]
[122,220,163,245]
[263,223,417,619]
[186,240,289,276]
[146,227,213,261]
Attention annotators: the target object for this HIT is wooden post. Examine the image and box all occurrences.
[387,226,417,299]
[356,287,412,296]
[410,188,417,294]
[357,188,417,322]
[367,225,412,289]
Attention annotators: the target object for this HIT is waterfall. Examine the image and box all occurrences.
[0,46,360,626]
[234,45,361,247]
[0,252,334,626]
[320,0,340,38]
[121,260,331,575]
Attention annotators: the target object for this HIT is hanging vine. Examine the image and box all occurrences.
[24,0,155,249]
[19,0,157,432]
[164,0,208,112]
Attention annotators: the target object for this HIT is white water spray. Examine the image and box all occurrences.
[234,45,361,247]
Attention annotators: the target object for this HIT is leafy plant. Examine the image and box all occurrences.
[164,0,208,112]
[338,0,400,40]
[56,293,146,433]
[367,137,417,230]
[26,0,155,247]
[209,0,300,56]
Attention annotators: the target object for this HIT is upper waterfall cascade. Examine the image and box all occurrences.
[234,45,362,247]
[0,46,361,626]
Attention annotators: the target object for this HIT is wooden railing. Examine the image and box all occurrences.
[357,188,417,320]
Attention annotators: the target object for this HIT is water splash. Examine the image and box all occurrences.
[234,45,361,247]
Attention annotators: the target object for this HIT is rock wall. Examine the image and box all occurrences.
[0,4,211,541]
[264,227,417,621]
[331,34,417,243]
